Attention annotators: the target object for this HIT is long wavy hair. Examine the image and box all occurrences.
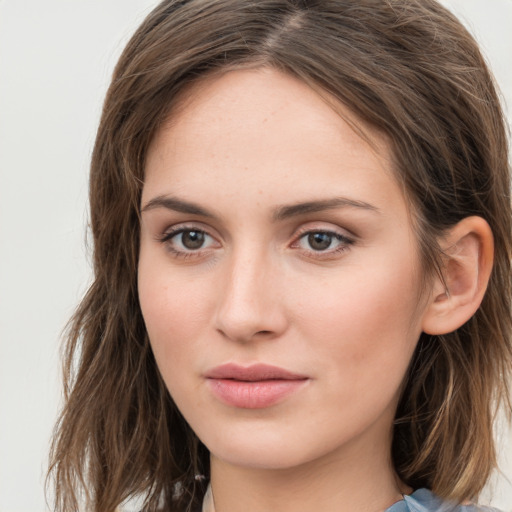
[48,1,512,511]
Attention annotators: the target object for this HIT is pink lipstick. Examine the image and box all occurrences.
[205,363,308,409]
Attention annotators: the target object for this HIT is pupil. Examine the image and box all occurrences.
[308,232,332,251]
[182,231,204,249]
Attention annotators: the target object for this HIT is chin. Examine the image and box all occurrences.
[195,416,353,472]
[209,441,312,470]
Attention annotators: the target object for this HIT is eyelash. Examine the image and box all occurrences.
[158,226,218,259]
[291,227,354,259]
[158,225,354,260]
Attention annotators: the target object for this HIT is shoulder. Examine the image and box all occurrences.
[387,489,504,512]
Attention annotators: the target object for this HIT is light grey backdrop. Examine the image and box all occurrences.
[0,1,511,511]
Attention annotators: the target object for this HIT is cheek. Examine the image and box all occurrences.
[291,254,422,393]
[138,255,213,370]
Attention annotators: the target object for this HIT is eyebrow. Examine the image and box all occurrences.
[272,197,380,221]
[141,196,215,217]
[140,195,379,219]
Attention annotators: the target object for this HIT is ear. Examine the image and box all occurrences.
[421,216,494,335]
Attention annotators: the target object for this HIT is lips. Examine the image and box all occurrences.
[205,363,309,409]
[205,363,307,381]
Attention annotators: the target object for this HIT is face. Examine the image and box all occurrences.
[138,68,428,471]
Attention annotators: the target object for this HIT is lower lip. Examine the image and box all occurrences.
[207,378,308,409]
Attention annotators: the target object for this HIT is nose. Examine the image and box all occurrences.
[214,249,288,343]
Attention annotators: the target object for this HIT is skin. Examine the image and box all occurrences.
[138,68,435,512]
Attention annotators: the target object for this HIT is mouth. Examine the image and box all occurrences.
[204,363,309,409]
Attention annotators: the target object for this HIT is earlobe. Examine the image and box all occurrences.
[421,216,494,335]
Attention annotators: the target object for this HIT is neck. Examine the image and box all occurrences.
[208,421,407,512]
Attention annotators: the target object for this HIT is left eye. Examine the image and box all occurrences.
[162,229,216,252]
[297,231,350,252]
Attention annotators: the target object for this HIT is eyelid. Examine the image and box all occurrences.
[289,223,355,257]
[157,223,222,258]
[291,222,355,242]
[158,222,219,241]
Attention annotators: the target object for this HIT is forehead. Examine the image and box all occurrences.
[152,67,390,156]
[143,67,404,216]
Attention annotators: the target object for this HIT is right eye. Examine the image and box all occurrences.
[160,228,219,257]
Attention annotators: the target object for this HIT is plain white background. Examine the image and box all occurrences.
[0,1,511,511]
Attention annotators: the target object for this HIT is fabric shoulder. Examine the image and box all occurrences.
[386,488,504,512]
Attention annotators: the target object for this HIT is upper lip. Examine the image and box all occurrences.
[205,363,308,381]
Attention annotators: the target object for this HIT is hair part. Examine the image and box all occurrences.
[48,1,512,510]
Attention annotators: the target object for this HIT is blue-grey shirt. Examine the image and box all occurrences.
[202,485,502,511]
[386,488,500,512]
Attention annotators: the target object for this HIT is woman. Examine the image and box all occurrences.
[48,1,512,511]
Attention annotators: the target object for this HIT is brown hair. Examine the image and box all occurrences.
[48,1,512,510]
